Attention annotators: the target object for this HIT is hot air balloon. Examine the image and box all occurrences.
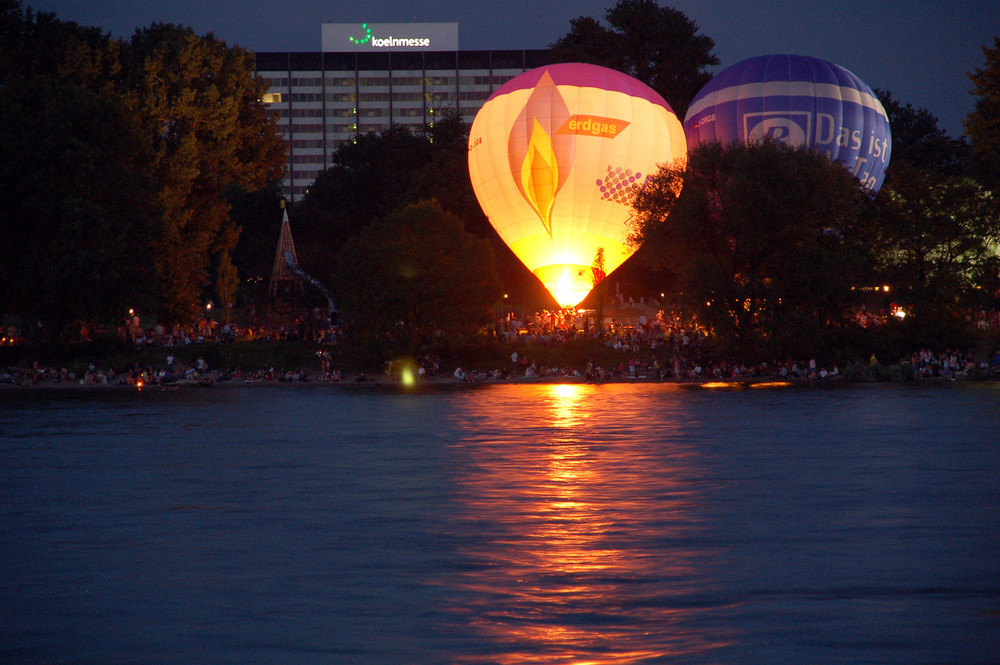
[684,54,891,191]
[468,63,686,307]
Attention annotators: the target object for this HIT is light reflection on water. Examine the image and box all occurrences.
[438,384,731,663]
[1,383,998,664]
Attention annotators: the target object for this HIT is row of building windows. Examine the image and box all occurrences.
[290,139,326,149]
[288,122,437,138]
[277,107,443,126]
[278,92,461,104]
[255,49,552,76]
[264,75,452,87]
[288,93,324,103]
[280,123,322,133]
[282,112,434,132]
[282,113,434,134]
[294,107,456,118]
[263,74,515,90]
[283,108,325,118]
[286,121,431,138]
[271,76,324,87]
[267,87,495,108]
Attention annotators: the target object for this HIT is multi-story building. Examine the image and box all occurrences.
[254,22,552,200]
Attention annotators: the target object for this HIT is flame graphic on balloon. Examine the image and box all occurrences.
[508,71,574,238]
[520,119,559,235]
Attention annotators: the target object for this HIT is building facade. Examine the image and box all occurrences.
[254,23,552,200]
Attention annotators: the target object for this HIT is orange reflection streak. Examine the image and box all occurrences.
[442,384,734,664]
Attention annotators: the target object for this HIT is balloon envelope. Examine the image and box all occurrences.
[469,63,686,307]
[684,54,891,191]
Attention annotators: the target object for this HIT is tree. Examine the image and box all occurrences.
[298,125,433,244]
[333,200,503,353]
[630,141,870,360]
[0,0,119,88]
[293,125,433,285]
[296,119,549,308]
[872,163,998,328]
[0,3,287,333]
[965,37,1000,192]
[591,248,607,291]
[214,251,239,325]
[548,0,719,117]
[0,76,157,340]
[407,113,489,235]
[118,24,286,322]
[875,88,969,175]
[0,4,157,340]
[405,113,547,305]
[590,247,608,317]
[867,63,1000,343]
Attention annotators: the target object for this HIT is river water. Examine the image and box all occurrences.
[2,381,998,664]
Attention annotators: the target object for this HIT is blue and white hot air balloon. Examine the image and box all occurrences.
[684,54,891,191]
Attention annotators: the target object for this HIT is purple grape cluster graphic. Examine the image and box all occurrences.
[597,166,643,205]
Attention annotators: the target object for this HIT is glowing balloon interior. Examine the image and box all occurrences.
[468,63,686,307]
[684,54,891,191]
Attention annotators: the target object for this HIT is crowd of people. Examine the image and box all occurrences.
[905,347,1000,380]
[121,312,341,347]
[2,304,999,388]
[0,358,351,388]
[853,305,1000,331]
[453,305,1000,384]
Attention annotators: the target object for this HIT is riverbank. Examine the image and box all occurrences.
[6,364,997,392]
[2,334,998,390]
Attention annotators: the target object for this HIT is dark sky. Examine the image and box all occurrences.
[28,0,999,138]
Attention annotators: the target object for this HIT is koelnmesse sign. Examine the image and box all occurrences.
[322,23,459,52]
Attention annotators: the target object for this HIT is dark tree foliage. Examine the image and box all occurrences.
[292,125,434,284]
[294,117,551,309]
[406,114,551,305]
[630,141,870,360]
[875,88,969,176]
[0,0,118,86]
[0,77,157,339]
[548,0,719,117]
[333,200,503,353]
[965,37,1000,192]
[868,76,999,343]
[0,3,155,340]
[1,1,287,333]
[407,113,488,235]
[871,163,998,328]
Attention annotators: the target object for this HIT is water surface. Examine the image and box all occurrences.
[2,382,998,664]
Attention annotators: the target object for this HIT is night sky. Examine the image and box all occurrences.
[27,0,1000,138]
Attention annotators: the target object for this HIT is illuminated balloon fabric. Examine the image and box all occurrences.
[468,63,686,307]
[684,54,891,191]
